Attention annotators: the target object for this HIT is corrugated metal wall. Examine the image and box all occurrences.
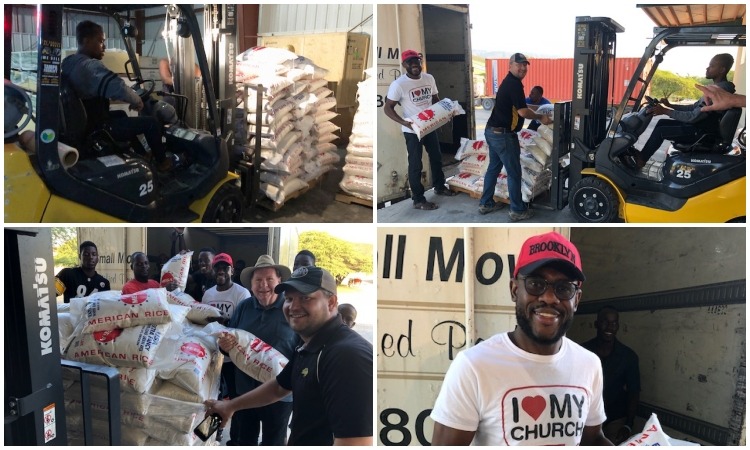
[257,4,372,69]
[484,57,649,103]
[258,4,372,36]
[9,6,127,52]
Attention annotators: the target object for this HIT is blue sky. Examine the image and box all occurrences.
[469,0,740,76]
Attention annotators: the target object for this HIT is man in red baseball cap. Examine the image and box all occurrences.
[431,231,612,446]
[383,48,457,211]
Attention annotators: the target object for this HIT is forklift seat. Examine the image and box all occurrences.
[59,80,128,159]
[672,107,743,154]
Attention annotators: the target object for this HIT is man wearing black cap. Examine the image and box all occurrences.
[384,49,457,211]
[478,53,552,221]
[206,266,373,446]
[431,231,612,446]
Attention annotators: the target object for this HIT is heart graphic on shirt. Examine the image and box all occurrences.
[521,396,546,421]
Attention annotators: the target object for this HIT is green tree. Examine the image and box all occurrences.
[53,227,78,268]
[651,70,694,101]
[298,231,373,284]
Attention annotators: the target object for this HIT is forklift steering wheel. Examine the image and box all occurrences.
[644,95,660,106]
[4,80,34,140]
[132,79,156,101]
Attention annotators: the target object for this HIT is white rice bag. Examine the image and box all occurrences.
[160,251,193,290]
[620,413,672,446]
[72,288,172,334]
[154,335,217,401]
[66,322,171,369]
[406,98,466,140]
[458,153,489,176]
[204,323,288,383]
[119,367,158,394]
[455,138,489,160]
[447,172,481,191]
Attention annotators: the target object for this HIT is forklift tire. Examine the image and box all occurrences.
[202,183,244,223]
[482,98,495,110]
[569,177,619,223]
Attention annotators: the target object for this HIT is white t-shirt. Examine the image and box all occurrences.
[201,283,250,320]
[386,73,439,133]
[431,332,606,446]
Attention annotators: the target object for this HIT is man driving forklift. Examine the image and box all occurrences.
[61,20,173,172]
[622,53,735,170]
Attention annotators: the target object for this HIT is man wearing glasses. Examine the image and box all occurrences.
[430,231,613,446]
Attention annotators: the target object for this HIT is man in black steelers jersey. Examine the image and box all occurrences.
[55,241,111,303]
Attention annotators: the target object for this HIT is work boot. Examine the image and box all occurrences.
[509,209,534,222]
[478,203,505,215]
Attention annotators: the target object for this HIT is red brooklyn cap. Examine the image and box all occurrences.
[401,49,422,62]
[212,253,233,267]
[514,232,585,281]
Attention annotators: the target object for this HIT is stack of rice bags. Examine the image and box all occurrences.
[447,123,555,203]
[339,67,374,201]
[58,254,290,446]
[60,288,222,446]
[236,46,340,207]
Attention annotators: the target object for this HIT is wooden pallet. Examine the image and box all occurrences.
[258,173,326,212]
[335,192,373,208]
[448,184,510,204]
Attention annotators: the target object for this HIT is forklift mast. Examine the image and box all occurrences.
[204,5,238,150]
[5,228,67,445]
[569,16,624,187]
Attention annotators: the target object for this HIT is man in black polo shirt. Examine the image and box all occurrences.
[478,53,552,221]
[205,266,373,446]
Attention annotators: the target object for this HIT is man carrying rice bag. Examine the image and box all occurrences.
[478,53,552,221]
[384,49,457,211]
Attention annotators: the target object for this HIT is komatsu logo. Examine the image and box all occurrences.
[576,64,584,100]
[117,168,139,179]
[35,258,53,356]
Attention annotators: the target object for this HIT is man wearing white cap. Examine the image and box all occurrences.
[431,231,612,446]
[207,266,373,445]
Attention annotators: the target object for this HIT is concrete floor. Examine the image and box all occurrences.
[244,147,373,223]
[377,108,670,224]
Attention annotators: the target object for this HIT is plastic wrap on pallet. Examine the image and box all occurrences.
[58,288,224,446]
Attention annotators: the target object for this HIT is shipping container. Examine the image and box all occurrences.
[377,4,474,204]
[377,226,746,445]
[481,57,651,106]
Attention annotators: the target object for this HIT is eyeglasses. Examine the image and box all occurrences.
[519,276,579,301]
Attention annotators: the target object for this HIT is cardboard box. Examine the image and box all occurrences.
[260,32,370,108]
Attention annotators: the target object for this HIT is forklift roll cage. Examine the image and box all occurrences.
[15,4,239,222]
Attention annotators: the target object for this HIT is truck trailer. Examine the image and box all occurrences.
[376,4,474,204]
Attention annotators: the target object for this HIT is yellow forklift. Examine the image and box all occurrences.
[4,4,245,223]
[551,15,745,223]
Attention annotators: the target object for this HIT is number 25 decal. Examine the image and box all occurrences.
[676,169,692,179]
[139,180,154,197]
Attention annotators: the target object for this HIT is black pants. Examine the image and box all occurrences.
[107,110,167,163]
[228,400,293,446]
[404,131,446,204]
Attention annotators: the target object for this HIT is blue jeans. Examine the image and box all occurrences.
[479,127,526,213]
[639,119,704,161]
[404,131,446,204]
